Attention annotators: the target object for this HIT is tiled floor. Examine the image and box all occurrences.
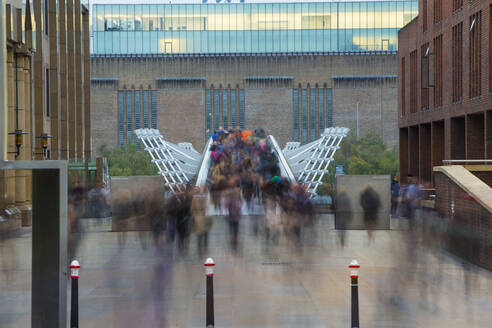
[1,215,492,327]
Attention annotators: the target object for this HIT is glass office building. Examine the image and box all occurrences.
[92,0,418,55]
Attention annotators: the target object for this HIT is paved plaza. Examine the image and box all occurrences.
[1,215,492,328]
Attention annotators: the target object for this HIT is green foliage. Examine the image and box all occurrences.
[317,132,398,195]
[97,144,158,176]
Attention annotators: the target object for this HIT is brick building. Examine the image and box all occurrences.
[91,0,417,153]
[0,0,91,224]
[398,0,492,186]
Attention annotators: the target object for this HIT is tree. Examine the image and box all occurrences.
[317,132,398,195]
[97,144,158,176]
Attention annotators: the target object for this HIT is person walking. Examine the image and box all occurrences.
[191,188,211,258]
[390,175,400,217]
[360,184,380,242]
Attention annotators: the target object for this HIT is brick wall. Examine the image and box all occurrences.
[471,171,492,187]
[333,76,398,149]
[245,88,293,148]
[91,86,118,153]
[91,54,399,151]
[398,1,492,185]
[435,171,492,270]
[157,88,205,151]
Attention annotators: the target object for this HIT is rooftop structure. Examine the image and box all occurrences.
[92,0,417,55]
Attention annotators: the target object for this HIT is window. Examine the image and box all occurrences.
[230,90,237,129]
[293,89,299,142]
[135,91,141,146]
[44,0,48,36]
[310,88,316,141]
[239,90,245,130]
[151,91,157,129]
[433,0,442,24]
[143,90,149,128]
[421,43,430,110]
[205,90,212,138]
[118,91,124,147]
[326,88,333,127]
[45,68,50,117]
[301,89,308,144]
[401,57,406,115]
[434,35,442,107]
[469,11,482,99]
[126,91,133,143]
[452,23,463,102]
[213,89,220,130]
[318,88,324,134]
[410,50,418,113]
[490,5,492,93]
[453,0,463,12]
[423,0,427,32]
[222,90,228,128]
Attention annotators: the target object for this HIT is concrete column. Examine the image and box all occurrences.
[59,0,68,160]
[83,7,91,159]
[67,0,76,160]
[33,0,45,160]
[75,0,82,159]
[6,49,15,204]
[49,0,59,159]
[31,169,67,328]
[24,55,33,206]
[14,55,27,210]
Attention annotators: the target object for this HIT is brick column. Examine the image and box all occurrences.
[83,7,91,159]
[75,0,82,159]
[67,0,76,159]
[59,0,68,159]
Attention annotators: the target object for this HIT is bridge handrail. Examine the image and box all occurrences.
[195,137,214,188]
[268,135,297,182]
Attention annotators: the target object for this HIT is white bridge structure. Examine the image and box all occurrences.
[135,127,349,196]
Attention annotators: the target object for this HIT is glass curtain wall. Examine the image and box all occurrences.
[93,1,418,54]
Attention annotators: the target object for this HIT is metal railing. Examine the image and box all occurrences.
[195,137,213,188]
[443,160,492,165]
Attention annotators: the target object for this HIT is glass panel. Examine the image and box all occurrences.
[318,88,324,135]
[293,89,299,142]
[239,90,245,130]
[230,90,237,129]
[214,90,220,130]
[143,90,149,128]
[206,90,212,138]
[222,90,228,128]
[126,91,133,144]
[310,88,316,141]
[151,91,157,129]
[302,89,307,144]
[118,91,125,147]
[326,88,333,127]
[92,2,419,54]
[134,91,140,146]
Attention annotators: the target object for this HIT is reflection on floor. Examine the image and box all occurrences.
[1,215,492,328]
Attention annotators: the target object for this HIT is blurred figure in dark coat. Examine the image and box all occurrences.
[360,184,380,242]
[335,186,352,247]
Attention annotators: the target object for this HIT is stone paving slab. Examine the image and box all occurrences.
[1,215,492,327]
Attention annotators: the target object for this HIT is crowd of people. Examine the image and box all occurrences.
[108,127,315,256]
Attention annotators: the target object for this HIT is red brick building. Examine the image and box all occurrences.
[398,0,492,186]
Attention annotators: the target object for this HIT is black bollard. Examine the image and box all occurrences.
[349,260,360,328]
[70,260,80,328]
[204,258,215,328]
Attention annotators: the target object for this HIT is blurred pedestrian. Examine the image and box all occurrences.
[192,188,211,258]
[390,175,400,217]
[360,184,380,242]
[226,178,242,253]
[335,187,352,247]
